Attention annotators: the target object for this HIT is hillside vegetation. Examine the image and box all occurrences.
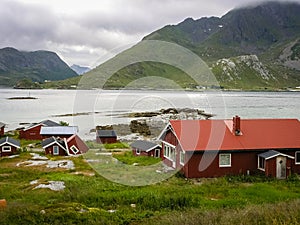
[79,1,300,90]
[1,152,300,224]
[0,47,77,87]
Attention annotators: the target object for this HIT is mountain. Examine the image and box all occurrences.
[83,1,300,90]
[0,47,77,86]
[71,64,91,75]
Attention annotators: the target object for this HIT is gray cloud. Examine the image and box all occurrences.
[0,0,299,67]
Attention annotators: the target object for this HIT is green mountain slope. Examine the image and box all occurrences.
[51,1,300,90]
[0,47,77,86]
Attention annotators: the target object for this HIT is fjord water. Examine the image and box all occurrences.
[1,89,299,139]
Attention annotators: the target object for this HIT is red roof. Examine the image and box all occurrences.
[168,118,300,151]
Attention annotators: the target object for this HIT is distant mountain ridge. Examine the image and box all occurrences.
[71,64,91,75]
[142,1,300,90]
[144,1,300,59]
[0,47,77,86]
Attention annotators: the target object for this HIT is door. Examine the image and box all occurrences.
[154,149,160,158]
[276,156,287,179]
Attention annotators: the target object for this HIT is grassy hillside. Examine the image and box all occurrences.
[1,152,300,224]
[0,47,77,87]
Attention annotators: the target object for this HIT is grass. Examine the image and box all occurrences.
[1,152,300,224]
[113,151,161,166]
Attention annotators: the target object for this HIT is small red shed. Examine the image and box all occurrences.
[96,130,117,144]
[131,140,162,158]
[42,134,89,156]
[159,116,300,179]
[0,137,21,157]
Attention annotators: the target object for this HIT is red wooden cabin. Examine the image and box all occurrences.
[0,137,21,157]
[159,116,300,179]
[131,140,162,158]
[19,120,60,140]
[42,134,89,156]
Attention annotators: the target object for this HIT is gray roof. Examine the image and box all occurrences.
[40,126,78,135]
[258,150,294,160]
[42,136,66,148]
[0,137,20,148]
[97,130,117,138]
[0,122,5,128]
[41,120,61,127]
[24,119,60,131]
[130,140,161,152]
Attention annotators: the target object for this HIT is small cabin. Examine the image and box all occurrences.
[0,137,21,157]
[96,130,117,144]
[131,140,162,158]
[42,134,89,156]
[19,120,60,140]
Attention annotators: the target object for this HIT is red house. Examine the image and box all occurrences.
[96,130,117,144]
[0,122,5,136]
[19,120,60,140]
[0,137,21,157]
[159,116,300,179]
[131,140,162,158]
[42,134,89,156]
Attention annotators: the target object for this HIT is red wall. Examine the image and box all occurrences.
[162,129,300,178]
[19,125,43,140]
[45,145,66,156]
[96,137,117,144]
[67,136,88,154]
[0,145,18,157]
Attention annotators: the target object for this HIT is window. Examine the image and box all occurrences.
[136,149,140,155]
[163,144,175,161]
[295,152,300,165]
[2,146,11,152]
[219,154,231,167]
[180,151,185,165]
[258,156,265,170]
[70,145,79,154]
[53,146,59,155]
[164,145,170,158]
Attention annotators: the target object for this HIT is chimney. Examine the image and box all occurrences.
[233,115,241,136]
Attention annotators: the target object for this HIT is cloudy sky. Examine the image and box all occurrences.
[0,0,299,68]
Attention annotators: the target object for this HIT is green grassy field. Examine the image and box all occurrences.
[1,152,300,224]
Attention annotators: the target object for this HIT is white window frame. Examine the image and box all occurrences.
[136,149,140,155]
[70,145,79,154]
[2,146,11,152]
[258,156,265,171]
[295,151,300,165]
[53,146,59,155]
[163,143,175,162]
[219,153,231,167]
[180,150,185,165]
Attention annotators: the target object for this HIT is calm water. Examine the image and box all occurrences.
[1,89,299,139]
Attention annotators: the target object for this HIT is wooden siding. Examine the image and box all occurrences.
[0,145,18,157]
[45,145,66,156]
[19,125,43,140]
[96,137,117,144]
